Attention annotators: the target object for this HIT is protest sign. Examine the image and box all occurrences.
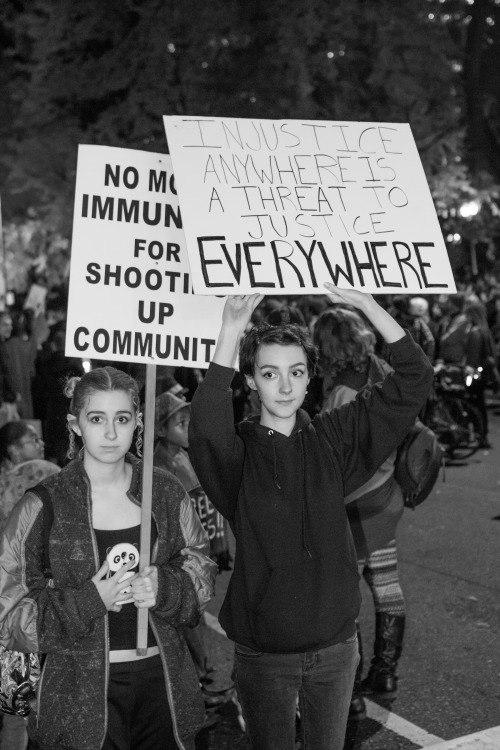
[164,116,456,295]
[66,145,225,366]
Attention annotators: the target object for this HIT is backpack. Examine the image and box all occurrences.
[394,420,445,509]
[0,484,52,717]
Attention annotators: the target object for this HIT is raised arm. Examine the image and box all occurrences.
[324,283,405,344]
[212,294,264,367]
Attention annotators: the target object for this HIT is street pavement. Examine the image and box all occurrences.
[195,402,500,750]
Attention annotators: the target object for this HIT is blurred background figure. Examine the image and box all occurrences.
[463,301,499,448]
[0,420,60,750]
[0,311,21,427]
[153,391,232,697]
[0,420,60,531]
[33,328,84,465]
[389,296,435,363]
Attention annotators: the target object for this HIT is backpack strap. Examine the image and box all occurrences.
[28,484,53,581]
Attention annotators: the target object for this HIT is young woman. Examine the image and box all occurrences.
[188,285,434,750]
[314,305,408,719]
[0,366,216,750]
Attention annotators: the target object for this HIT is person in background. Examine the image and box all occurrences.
[0,366,217,750]
[436,294,469,365]
[153,391,231,700]
[463,301,498,449]
[0,311,21,427]
[0,420,60,750]
[313,307,407,720]
[389,296,435,363]
[33,328,84,465]
[188,286,433,750]
[3,310,50,420]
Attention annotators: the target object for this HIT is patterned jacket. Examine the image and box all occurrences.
[0,453,217,749]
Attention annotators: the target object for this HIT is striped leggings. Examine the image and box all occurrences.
[358,539,405,617]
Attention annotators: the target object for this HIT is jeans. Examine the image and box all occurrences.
[102,655,176,749]
[234,634,359,750]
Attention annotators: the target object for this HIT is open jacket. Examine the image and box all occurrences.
[189,333,433,654]
[0,453,217,750]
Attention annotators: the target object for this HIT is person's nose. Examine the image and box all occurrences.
[279,376,292,394]
[105,421,117,439]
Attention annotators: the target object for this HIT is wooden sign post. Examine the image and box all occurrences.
[136,363,156,655]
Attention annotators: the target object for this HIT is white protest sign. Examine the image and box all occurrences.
[164,116,456,295]
[66,145,225,366]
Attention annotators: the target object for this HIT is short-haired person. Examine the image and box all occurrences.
[188,285,434,750]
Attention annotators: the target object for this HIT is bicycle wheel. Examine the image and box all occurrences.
[446,397,485,460]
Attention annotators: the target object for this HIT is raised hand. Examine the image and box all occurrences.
[222,293,264,329]
[214,293,265,368]
[91,558,137,612]
[323,282,373,311]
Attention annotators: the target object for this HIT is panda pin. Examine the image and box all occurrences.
[106,543,139,605]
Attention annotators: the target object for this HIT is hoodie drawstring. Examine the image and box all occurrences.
[268,429,312,559]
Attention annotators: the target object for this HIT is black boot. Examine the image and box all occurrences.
[349,624,366,721]
[362,613,405,694]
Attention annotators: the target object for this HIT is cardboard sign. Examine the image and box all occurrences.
[66,145,225,366]
[164,116,456,295]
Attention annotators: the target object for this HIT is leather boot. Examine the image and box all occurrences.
[362,613,405,694]
[349,623,366,721]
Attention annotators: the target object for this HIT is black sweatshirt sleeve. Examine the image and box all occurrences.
[316,332,434,497]
[189,364,245,521]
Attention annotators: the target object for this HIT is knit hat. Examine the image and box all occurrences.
[154,392,190,436]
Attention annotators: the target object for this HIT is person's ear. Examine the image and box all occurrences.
[7,444,20,463]
[67,415,82,436]
[157,424,169,438]
[245,374,258,391]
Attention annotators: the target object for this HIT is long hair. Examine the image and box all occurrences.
[64,366,141,459]
[313,307,376,378]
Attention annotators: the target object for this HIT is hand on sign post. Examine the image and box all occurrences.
[324,282,405,345]
[130,565,158,609]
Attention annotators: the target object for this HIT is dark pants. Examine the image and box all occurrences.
[102,655,177,750]
[234,634,359,750]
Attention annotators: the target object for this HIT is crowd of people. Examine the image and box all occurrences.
[0,274,499,750]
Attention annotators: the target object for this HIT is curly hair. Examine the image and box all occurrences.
[313,307,376,378]
[239,323,318,377]
[64,366,141,459]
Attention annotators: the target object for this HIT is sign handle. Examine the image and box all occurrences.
[136,363,156,655]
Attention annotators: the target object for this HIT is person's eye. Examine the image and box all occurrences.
[262,371,276,379]
[292,369,306,378]
[117,416,130,424]
[89,416,102,423]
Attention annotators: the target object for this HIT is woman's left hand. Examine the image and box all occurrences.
[130,565,158,608]
[324,282,373,310]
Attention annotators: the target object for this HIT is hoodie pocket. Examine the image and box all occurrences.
[252,548,360,652]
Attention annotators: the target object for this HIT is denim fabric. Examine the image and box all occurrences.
[234,634,359,750]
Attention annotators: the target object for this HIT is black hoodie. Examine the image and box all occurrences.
[189,333,433,653]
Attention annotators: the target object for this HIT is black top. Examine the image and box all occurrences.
[94,521,158,650]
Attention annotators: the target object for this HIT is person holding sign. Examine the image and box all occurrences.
[0,366,216,750]
[188,285,433,750]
